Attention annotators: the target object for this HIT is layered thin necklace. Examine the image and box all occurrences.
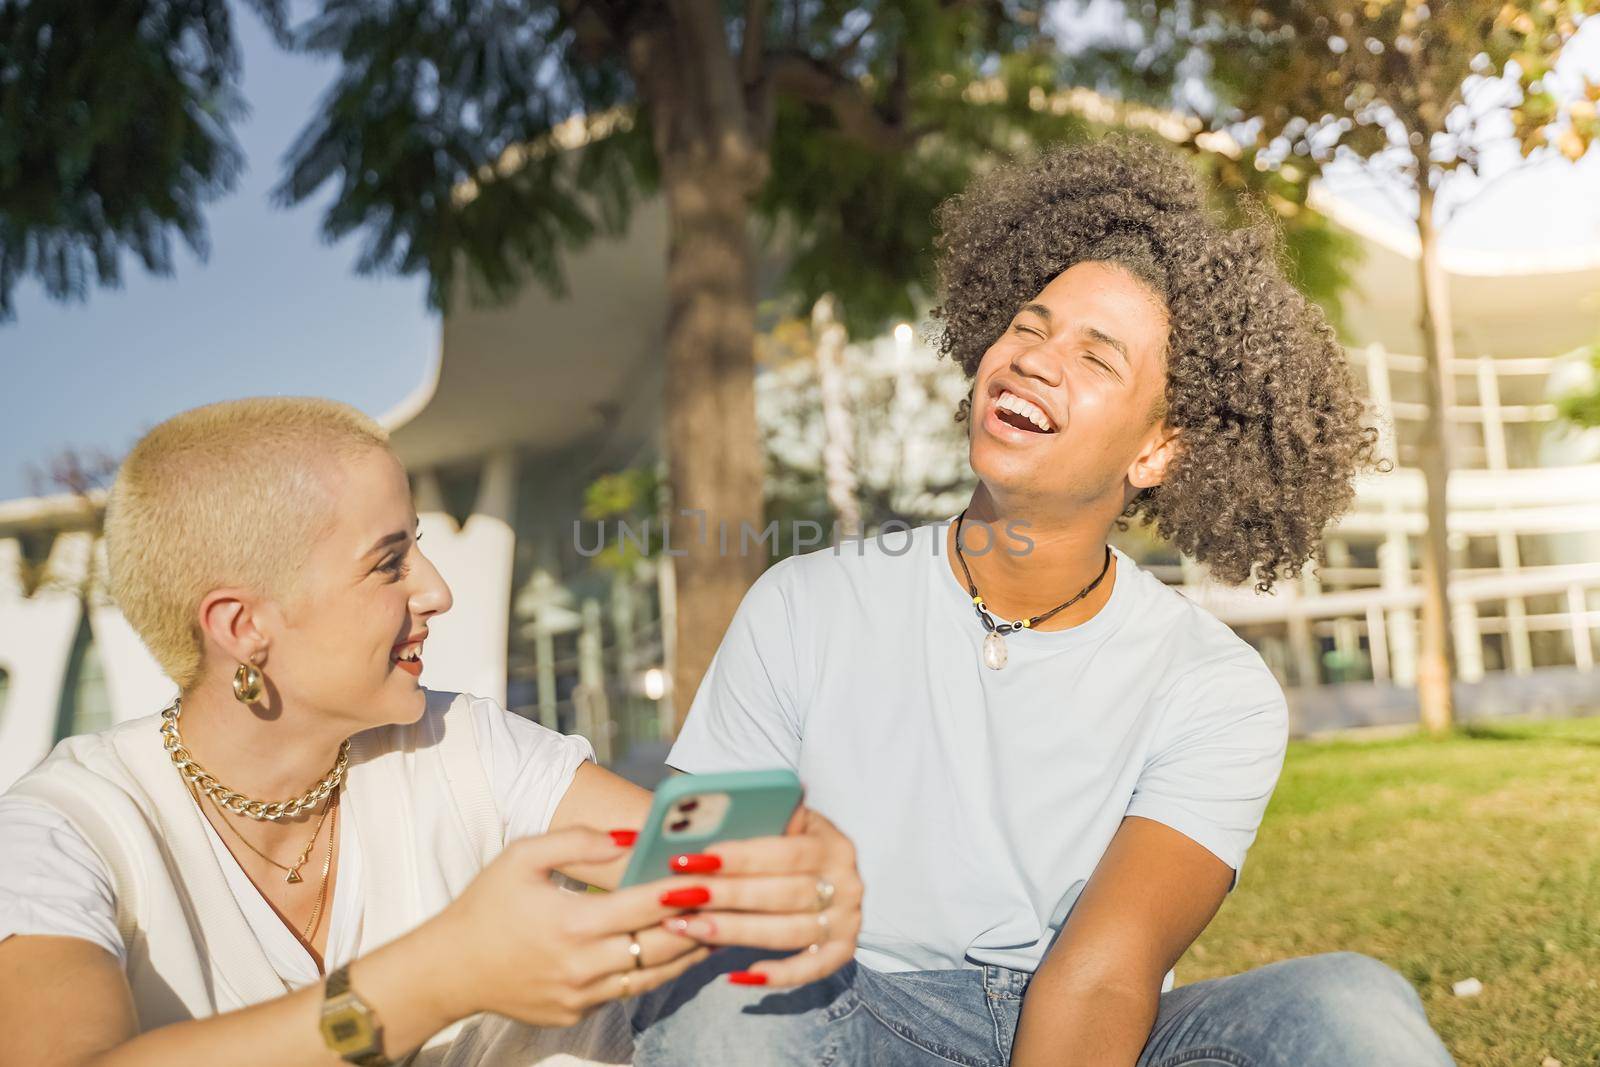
[188,779,340,941]
[203,784,335,884]
[162,697,345,941]
[952,510,1113,671]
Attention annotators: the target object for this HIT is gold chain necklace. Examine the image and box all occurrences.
[202,784,335,884]
[160,698,349,821]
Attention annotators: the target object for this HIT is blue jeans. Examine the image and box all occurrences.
[629,950,1455,1066]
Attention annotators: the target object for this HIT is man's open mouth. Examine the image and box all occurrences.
[991,390,1057,434]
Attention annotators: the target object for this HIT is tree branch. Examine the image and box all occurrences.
[557,0,624,62]
[887,39,909,125]
[768,51,914,149]
[670,0,747,133]
[831,9,879,67]
[740,0,776,146]
[741,0,767,88]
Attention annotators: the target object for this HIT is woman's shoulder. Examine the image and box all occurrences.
[0,791,126,964]
[8,712,166,805]
[422,690,594,765]
[384,690,594,843]
[365,689,591,791]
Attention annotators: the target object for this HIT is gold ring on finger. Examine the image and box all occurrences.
[814,878,835,912]
[619,971,633,998]
[628,932,645,970]
[815,910,831,939]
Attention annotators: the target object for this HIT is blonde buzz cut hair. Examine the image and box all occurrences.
[104,397,391,689]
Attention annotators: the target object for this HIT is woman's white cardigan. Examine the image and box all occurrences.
[7,691,629,1065]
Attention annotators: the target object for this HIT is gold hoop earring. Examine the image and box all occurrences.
[233,662,265,704]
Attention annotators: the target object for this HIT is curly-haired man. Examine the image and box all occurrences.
[633,139,1453,1066]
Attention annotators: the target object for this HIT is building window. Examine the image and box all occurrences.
[55,615,113,741]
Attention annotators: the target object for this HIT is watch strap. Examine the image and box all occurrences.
[325,962,355,998]
[321,964,391,1067]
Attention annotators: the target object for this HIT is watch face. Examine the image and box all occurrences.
[321,996,378,1055]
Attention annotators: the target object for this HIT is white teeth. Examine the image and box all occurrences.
[998,391,1053,432]
[396,646,421,661]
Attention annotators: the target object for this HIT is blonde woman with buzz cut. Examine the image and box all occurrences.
[0,397,863,1067]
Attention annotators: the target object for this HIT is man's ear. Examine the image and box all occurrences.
[1127,423,1180,491]
[197,589,269,668]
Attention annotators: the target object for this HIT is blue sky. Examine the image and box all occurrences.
[3,13,1598,504]
[0,11,439,502]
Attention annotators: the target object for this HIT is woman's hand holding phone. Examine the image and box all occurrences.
[649,806,864,989]
[431,808,863,1026]
[428,828,713,1027]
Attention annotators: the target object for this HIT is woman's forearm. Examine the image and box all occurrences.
[547,762,654,890]
[87,917,471,1067]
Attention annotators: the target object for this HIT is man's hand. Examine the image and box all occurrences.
[656,806,864,988]
[1010,817,1234,1067]
[550,764,865,989]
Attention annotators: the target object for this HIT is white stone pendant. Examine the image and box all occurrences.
[982,631,1009,670]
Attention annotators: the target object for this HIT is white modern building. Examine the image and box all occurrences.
[3,183,1599,788]
[1190,191,1600,732]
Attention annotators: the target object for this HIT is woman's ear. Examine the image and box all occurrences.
[197,589,268,667]
[1128,424,1180,491]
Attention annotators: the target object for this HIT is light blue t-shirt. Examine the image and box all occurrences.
[668,520,1288,976]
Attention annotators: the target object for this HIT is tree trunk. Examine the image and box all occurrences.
[1414,180,1457,733]
[657,166,765,729]
[812,293,863,538]
[628,8,769,728]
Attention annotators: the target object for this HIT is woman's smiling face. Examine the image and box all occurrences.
[251,446,452,727]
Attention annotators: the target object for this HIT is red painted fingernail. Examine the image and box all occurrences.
[609,830,638,846]
[669,853,723,874]
[659,886,712,908]
[728,971,769,986]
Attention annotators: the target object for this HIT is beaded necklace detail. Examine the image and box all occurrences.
[952,510,1113,670]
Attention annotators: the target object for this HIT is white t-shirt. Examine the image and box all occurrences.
[0,697,592,989]
[668,520,1288,976]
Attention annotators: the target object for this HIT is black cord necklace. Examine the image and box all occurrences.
[952,510,1114,671]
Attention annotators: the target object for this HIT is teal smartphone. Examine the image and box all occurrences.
[618,769,803,888]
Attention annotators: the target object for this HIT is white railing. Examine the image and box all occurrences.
[1354,341,1597,476]
[1192,563,1600,686]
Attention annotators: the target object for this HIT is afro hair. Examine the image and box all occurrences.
[931,137,1381,592]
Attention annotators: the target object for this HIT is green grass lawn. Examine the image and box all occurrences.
[1178,716,1600,1067]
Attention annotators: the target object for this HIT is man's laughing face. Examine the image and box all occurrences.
[968,260,1179,516]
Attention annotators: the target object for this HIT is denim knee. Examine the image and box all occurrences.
[1151,952,1453,1067]
[1264,951,1450,1064]
[1291,951,1425,1016]
[631,954,858,1067]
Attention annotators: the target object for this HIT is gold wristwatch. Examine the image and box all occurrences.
[319,964,391,1066]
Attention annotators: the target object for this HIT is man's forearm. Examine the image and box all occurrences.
[1010,972,1159,1067]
